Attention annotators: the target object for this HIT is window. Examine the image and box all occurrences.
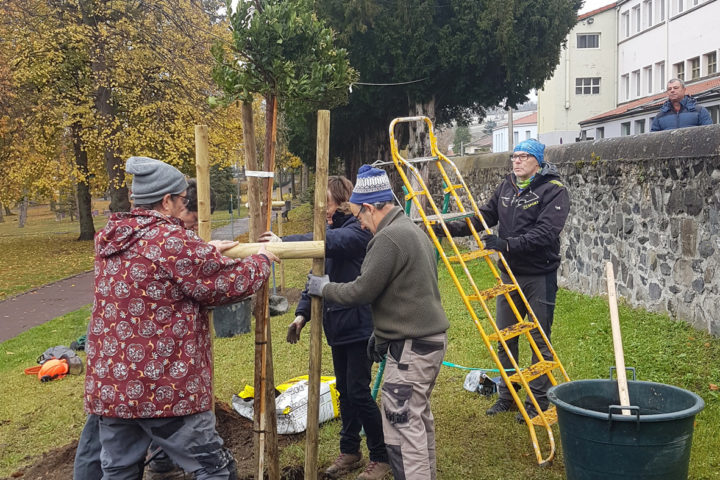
[644,66,653,94]
[596,127,605,139]
[644,0,653,26]
[692,0,699,5]
[576,77,601,94]
[621,122,631,136]
[632,70,641,97]
[657,0,665,20]
[674,62,684,81]
[635,119,646,134]
[622,12,630,37]
[708,105,720,124]
[622,74,630,100]
[705,51,717,75]
[525,130,531,140]
[656,62,665,91]
[513,131,519,145]
[678,0,684,13]
[577,33,599,48]
[690,57,700,80]
[632,5,641,32]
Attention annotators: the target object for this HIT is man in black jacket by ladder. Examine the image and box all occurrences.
[438,138,570,422]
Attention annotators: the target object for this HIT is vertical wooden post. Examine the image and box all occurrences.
[304,110,329,479]
[194,125,214,411]
[278,214,285,292]
[242,102,261,243]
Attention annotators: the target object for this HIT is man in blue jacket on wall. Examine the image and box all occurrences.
[650,78,712,131]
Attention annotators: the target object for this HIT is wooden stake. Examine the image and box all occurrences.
[278,214,285,292]
[606,262,631,415]
[305,110,329,479]
[194,125,215,412]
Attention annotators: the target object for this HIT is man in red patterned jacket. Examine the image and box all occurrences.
[84,156,277,479]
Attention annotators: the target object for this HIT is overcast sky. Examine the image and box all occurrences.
[579,0,615,14]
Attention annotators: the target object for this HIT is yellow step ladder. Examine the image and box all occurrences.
[384,116,570,466]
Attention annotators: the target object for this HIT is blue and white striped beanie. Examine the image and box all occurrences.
[349,165,394,204]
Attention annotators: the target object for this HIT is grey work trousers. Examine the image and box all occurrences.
[98,410,234,480]
[381,331,447,480]
[496,270,557,405]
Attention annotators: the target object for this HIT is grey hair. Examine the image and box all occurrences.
[667,78,686,88]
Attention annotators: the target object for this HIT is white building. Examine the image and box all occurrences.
[492,112,538,152]
[538,3,618,145]
[580,0,720,137]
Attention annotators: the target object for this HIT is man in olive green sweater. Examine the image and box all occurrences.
[308,164,449,480]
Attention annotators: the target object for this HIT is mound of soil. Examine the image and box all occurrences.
[5,401,306,480]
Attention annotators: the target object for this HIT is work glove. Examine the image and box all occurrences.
[366,334,388,363]
[306,274,329,297]
[259,231,282,243]
[481,233,508,252]
[286,315,306,344]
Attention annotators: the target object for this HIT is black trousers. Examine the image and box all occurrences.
[331,340,388,463]
[496,270,558,405]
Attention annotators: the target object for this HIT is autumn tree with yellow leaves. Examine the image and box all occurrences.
[0,0,250,238]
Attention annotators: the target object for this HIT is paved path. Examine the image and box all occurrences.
[0,218,251,343]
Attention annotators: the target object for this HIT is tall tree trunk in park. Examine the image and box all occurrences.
[80,0,130,213]
[291,169,296,198]
[0,203,4,223]
[18,195,28,228]
[72,122,96,240]
[4,205,10,216]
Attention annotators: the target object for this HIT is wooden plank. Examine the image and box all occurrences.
[223,241,324,260]
[304,110,329,479]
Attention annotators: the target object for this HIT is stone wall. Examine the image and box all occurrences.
[402,124,720,335]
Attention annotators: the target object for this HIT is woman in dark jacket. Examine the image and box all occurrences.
[260,177,390,479]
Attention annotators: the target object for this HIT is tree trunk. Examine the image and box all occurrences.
[290,169,296,198]
[18,195,28,228]
[0,203,4,223]
[80,0,130,213]
[72,122,96,240]
[4,204,11,216]
[406,96,436,215]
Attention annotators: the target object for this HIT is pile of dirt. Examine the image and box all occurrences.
[5,401,306,480]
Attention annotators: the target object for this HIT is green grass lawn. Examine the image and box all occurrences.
[0,204,249,300]
[1,204,719,478]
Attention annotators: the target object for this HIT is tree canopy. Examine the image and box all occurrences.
[289,0,582,178]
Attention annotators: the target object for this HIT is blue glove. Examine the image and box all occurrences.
[306,274,330,297]
[481,233,508,252]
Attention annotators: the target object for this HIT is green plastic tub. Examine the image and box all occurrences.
[548,379,704,479]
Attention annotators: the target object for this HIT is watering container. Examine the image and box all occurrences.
[548,379,704,480]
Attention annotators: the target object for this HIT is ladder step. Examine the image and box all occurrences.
[506,360,558,385]
[487,322,535,342]
[414,212,476,224]
[530,406,558,426]
[371,156,438,167]
[446,249,493,264]
[468,283,516,302]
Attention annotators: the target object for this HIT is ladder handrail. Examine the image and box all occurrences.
[387,115,570,466]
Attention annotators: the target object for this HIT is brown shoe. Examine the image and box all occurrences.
[325,452,363,477]
[357,461,392,480]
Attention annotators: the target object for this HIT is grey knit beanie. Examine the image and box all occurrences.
[126,156,188,204]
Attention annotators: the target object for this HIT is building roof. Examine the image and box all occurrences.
[514,112,537,125]
[580,76,720,126]
[577,2,617,21]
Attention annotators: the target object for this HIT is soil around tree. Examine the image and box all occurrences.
[4,401,307,480]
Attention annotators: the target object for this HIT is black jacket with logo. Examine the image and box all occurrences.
[443,163,570,275]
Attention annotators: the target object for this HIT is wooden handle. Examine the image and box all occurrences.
[606,261,631,414]
[223,241,324,260]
